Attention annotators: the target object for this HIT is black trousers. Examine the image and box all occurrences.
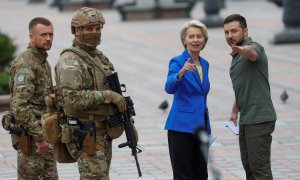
[168,130,208,180]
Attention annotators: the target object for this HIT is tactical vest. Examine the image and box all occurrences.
[57,46,118,122]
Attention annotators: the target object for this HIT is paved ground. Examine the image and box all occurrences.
[1,0,300,179]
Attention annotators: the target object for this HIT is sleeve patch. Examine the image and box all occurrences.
[16,73,26,85]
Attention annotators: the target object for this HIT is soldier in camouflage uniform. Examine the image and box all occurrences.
[9,17,58,180]
[55,7,126,179]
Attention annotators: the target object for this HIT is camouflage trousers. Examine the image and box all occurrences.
[17,146,58,180]
[67,128,112,180]
[78,148,112,180]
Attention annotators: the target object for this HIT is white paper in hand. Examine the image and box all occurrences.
[225,121,239,135]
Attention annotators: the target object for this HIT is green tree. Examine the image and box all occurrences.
[0,31,17,94]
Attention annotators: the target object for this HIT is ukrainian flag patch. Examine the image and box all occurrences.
[16,73,25,85]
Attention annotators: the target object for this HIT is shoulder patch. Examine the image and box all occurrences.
[16,73,26,85]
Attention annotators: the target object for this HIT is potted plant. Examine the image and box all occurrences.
[0,31,17,111]
[0,31,17,95]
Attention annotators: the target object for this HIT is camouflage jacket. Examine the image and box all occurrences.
[9,45,52,142]
[55,45,118,121]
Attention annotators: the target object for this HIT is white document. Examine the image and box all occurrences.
[208,133,217,147]
[225,121,239,135]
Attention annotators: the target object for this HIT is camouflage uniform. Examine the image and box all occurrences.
[56,46,118,180]
[55,7,123,180]
[9,45,58,180]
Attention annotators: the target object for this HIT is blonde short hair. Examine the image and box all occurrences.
[180,20,208,49]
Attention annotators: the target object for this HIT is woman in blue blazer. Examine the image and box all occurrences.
[165,20,211,180]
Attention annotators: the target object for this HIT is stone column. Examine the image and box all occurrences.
[50,0,61,7]
[201,0,223,28]
[83,0,92,7]
[28,0,45,3]
[154,0,161,19]
[272,0,300,44]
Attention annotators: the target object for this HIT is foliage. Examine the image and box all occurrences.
[0,71,10,94]
[0,31,17,95]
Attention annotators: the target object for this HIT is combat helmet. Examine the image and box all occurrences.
[71,7,105,34]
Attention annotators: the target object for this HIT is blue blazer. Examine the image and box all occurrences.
[164,50,211,134]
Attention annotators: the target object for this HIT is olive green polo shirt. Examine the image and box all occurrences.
[229,37,277,125]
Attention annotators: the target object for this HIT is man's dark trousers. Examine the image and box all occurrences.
[239,121,276,180]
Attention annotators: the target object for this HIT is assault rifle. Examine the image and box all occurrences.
[105,72,142,177]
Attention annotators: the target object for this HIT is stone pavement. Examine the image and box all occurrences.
[1,0,300,179]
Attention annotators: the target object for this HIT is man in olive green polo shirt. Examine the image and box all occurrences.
[224,14,277,180]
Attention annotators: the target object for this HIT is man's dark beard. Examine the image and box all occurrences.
[227,38,244,46]
[236,38,244,46]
